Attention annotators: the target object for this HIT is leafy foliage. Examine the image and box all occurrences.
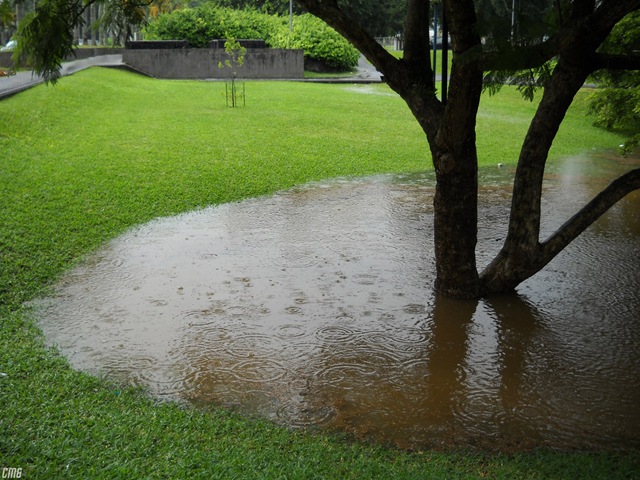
[193,0,403,35]
[337,0,405,36]
[143,5,283,47]
[270,13,359,70]
[588,11,640,150]
[483,62,555,101]
[218,37,246,107]
[0,0,13,29]
[13,0,81,83]
[144,7,359,71]
[217,0,301,16]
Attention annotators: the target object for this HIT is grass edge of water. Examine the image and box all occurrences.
[1,68,638,479]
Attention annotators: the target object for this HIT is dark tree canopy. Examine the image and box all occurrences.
[475,0,556,47]
[337,0,406,36]
[187,0,404,35]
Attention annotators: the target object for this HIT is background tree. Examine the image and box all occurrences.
[588,10,640,151]
[94,0,147,45]
[337,0,406,36]
[204,0,301,16]
[474,0,556,47]
[13,0,148,80]
[0,0,14,44]
[12,0,640,298]
[1,0,36,45]
[148,0,187,18]
[190,0,404,35]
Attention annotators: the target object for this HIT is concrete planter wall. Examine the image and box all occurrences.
[70,47,125,59]
[122,48,304,79]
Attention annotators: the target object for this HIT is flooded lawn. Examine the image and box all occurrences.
[34,152,640,451]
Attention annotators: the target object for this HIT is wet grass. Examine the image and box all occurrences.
[304,69,358,78]
[1,68,637,478]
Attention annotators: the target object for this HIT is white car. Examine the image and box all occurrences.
[1,40,17,51]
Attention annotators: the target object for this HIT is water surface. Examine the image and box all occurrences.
[35,153,640,450]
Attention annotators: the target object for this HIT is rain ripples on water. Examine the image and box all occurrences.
[33,153,640,451]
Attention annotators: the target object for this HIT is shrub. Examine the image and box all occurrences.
[144,7,360,71]
[143,5,283,48]
[587,11,640,151]
[271,14,359,71]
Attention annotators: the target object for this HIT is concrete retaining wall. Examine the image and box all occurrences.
[122,48,304,79]
[69,48,125,59]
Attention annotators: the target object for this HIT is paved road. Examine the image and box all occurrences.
[354,55,384,81]
[305,55,384,84]
[0,53,384,100]
[0,54,124,100]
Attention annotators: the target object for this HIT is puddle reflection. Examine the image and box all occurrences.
[34,153,640,450]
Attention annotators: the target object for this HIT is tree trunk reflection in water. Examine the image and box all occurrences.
[422,295,476,447]
[489,295,541,449]
[417,294,545,449]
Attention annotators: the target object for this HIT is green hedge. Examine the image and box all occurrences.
[143,6,282,48]
[270,14,360,70]
[143,6,360,71]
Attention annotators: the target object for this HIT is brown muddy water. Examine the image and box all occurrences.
[34,153,640,451]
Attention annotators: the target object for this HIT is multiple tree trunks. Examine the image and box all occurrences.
[297,0,640,298]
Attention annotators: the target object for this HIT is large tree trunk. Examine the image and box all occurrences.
[428,60,483,298]
[431,150,481,298]
[386,0,485,298]
[416,0,484,298]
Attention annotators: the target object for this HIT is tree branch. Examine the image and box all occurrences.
[481,39,558,72]
[295,0,398,79]
[403,0,431,64]
[540,168,640,263]
[15,0,83,83]
[593,53,640,71]
[570,0,596,21]
[481,167,640,293]
[296,0,444,136]
[483,0,640,74]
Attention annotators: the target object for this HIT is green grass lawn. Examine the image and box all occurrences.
[1,68,637,478]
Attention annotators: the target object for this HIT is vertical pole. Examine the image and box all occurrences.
[441,5,448,105]
[289,0,293,32]
[511,0,516,43]
[432,5,438,86]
